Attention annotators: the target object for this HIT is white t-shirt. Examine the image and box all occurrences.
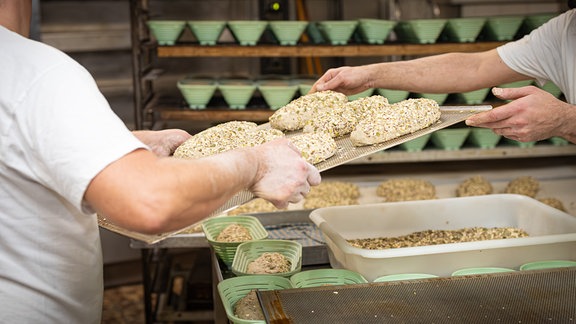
[497,9,576,104]
[0,26,146,323]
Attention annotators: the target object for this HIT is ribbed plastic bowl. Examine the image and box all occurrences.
[347,88,374,101]
[177,78,218,109]
[290,269,367,288]
[548,136,569,146]
[399,133,431,152]
[257,80,299,110]
[451,267,515,276]
[147,20,186,46]
[376,88,410,104]
[468,128,502,149]
[540,82,563,98]
[395,19,447,44]
[218,275,293,324]
[187,20,227,45]
[414,92,449,105]
[202,216,268,267]
[232,239,302,277]
[373,273,438,282]
[431,128,471,150]
[317,20,359,45]
[483,15,525,41]
[443,18,486,43]
[357,19,397,44]
[269,21,308,45]
[227,20,269,46]
[520,260,576,271]
[455,88,490,105]
[503,138,536,148]
[218,79,257,109]
[522,13,555,33]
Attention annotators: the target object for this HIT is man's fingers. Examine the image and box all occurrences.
[466,103,516,127]
[491,85,535,101]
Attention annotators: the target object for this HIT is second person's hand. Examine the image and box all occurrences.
[311,65,373,95]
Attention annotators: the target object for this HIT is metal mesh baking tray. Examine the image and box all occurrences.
[98,105,491,244]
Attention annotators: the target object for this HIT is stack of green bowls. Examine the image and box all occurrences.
[317,20,359,45]
[218,78,257,110]
[269,21,309,45]
[227,20,269,46]
[357,19,397,44]
[257,79,299,110]
[443,17,486,42]
[395,19,447,44]
[177,77,218,109]
[146,20,186,46]
[455,88,490,105]
[187,20,227,45]
[376,89,410,104]
[482,15,525,41]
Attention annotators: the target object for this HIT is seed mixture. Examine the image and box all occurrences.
[348,227,530,250]
[246,252,292,274]
[505,176,540,197]
[289,132,337,164]
[215,224,253,243]
[228,198,283,215]
[456,175,493,197]
[234,289,265,320]
[303,181,360,209]
[376,178,436,202]
[350,98,441,146]
[302,105,357,138]
[538,197,567,212]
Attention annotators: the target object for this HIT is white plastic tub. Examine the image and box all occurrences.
[309,194,576,281]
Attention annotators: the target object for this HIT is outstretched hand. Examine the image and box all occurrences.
[311,66,373,95]
[133,129,192,157]
[466,86,575,143]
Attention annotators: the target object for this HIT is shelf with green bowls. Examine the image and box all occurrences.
[430,128,471,150]
[521,13,555,34]
[395,19,447,44]
[147,20,186,46]
[257,80,299,110]
[468,128,502,149]
[519,260,576,271]
[290,269,367,288]
[293,76,317,96]
[482,15,525,41]
[177,78,218,109]
[268,20,309,46]
[399,133,431,152]
[217,275,293,324]
[413,92,449,105]
[373,273,438,282]
[231,239,302,278]
[187,20,227,46]
[548,136,570,146]
[455,88,491,105]
[451,267,515,276]
[347,88,374,101]
[218,79,257,110]
[227,20,269,46]
[376,89,410,104]
[443,17,486,43]
[357,19,397,44]
[317,20,359,45]
[539,82,563,98]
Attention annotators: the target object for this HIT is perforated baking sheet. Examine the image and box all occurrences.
[98,105,491,244]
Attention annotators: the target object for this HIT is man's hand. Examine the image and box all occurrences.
[133,129,191,157]
[311,65,374,95]
[466,86,575,143]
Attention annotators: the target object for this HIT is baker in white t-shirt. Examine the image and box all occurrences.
[0,1,320,322]
[311,7,576,144]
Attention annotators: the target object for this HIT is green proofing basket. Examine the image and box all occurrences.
[218,79,257,109]
[218,275,293,324]
[232,239,302,277]
[147,20,186,46]
[540,82,563,98]
[455,88,490,105]
[373,273,438,282]
[520,260,576,271]
[443,18,486,43]
[317,20,359,45]
[347,88,374,101]
[451,267,515,276]
[376,88,410,104]
[431,128,471,150]
[257,81,299,110]
[290,269,367,288]
[187,20,227,45]
[395,19,447,44]
[499,80,534,88]
[227,20,269,46]
[522,13,555,34]
[269,21,309,45]
[357,19,397,44]
[177,78,218,109]
[202,216,268,267]
[548,136,569,146]
[503,138,536,148]
[399,133,431,152]
[482,15,525,41]
[413,92,449,105]
[468,128,502,149]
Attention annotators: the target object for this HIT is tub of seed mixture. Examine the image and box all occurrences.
[309,194,576,281]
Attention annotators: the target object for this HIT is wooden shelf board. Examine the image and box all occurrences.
[156,42,506,58]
